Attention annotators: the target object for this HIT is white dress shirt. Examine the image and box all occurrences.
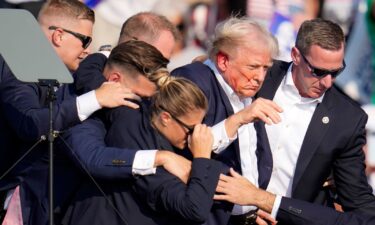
[266,65,324,216]
[205,60,259,215]
[76,90,102,121]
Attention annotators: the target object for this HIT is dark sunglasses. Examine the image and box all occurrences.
[159,106,195,135]
[49,26,92,49]
[300,52,346,78]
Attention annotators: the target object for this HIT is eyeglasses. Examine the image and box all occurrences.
[159,106,195,135]
[49,26,92,49]
[299,52,346,78]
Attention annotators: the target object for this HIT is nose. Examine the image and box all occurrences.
[79,48,90,60]
[320,74,334,88]
[83,47,91,55]
[253,67,267,84]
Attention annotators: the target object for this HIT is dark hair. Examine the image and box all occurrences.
[296,18,345,56]
[118,12,180,44]
[38,0,95,23]
[106,40,169,78]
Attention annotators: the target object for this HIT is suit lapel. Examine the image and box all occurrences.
[257,61,290,100]
[210,67,234,116]
[255,61,290,187]
[206,67,243,172]
[292,89,335,193]
[254,121,273,189]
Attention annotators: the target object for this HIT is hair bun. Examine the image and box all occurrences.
[147,68,174,87]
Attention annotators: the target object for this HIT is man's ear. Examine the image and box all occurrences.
[216,51,229,72]
[291,47,301,65]
[107,72,121,82]
[50,28,64,48]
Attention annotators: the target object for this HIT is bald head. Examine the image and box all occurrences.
[118,12,179,59]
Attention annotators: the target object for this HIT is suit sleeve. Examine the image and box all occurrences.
[0,70,79,141]
[133,158,225,223]
[332,113,375,215]
[62,116,137,179]
[277,197,375,225]
[74,53,107,95]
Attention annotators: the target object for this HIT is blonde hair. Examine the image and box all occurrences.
[38,0,95,24]
[208,16,278,60]
[151,77,208,118]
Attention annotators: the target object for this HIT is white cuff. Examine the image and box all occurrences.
[271,195,282,218]
[132,150,157,175]
[76,90,102,121]
[212,119,237,153]
[4,188,16,210]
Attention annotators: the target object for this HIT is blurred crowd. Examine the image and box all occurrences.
[1,1,375,225]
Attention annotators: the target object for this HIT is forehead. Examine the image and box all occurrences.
[65,19,93,35]
[233,44,272,64]
[307,44,344,68]
[179,108,206,125]
[149,30,175,59]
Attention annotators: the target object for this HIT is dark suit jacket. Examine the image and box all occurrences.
[278,197,375,225]
[257,61,375,217]
[74,53,107,95]
[62,117,138,180]
[171,61,273,189]
[0,55,21,176]
[0,59,83,225]
[63,102,231,225]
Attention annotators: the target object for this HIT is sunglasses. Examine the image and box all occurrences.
[300,52,346,78]
[49,26,92,49]
[159,106,195,135]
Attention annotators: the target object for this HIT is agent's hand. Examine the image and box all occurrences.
[155,151,192,183]
[189,124,213,158]
[256,209,277,225]
[215,168,258,205]
[95,82,141,109]
[214,168,276,213]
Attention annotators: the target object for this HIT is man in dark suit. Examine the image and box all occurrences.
[215,168,375,225]
[62,12,191,183]
[0,1,139,224]
[212,18,375,224]
[250,18,375,222]
[171,16,283,225]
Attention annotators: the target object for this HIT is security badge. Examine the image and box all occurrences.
[322,116,329,124]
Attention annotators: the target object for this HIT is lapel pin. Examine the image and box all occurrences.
[322,116,329,124]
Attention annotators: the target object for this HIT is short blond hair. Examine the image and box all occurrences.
[208,16,278,60]
[38,0,95,25]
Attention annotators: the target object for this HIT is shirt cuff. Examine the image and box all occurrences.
[76,90,102,121]
[132,150,157,175]
[212,119,237,153]
[271,195,282,218]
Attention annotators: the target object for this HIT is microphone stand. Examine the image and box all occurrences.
[39,79,59,225]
